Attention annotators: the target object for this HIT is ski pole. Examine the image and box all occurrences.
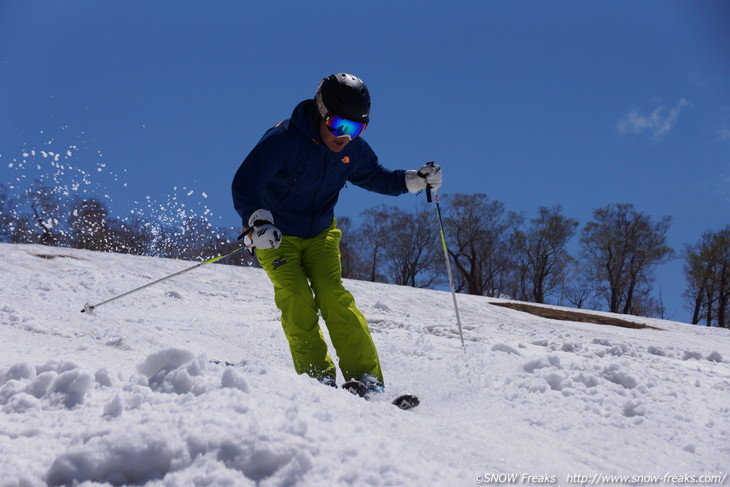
[81,242,252,314]
[421,162,465,349]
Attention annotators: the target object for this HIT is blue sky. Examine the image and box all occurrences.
[1,0,729,322]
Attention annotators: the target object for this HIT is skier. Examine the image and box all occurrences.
[232,73,442,394]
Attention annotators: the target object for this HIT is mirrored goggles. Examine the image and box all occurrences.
[324,115,367,140]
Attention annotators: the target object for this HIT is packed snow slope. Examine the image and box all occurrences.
[1,243,728,487]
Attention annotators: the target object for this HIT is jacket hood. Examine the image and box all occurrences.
[289,99,324,147]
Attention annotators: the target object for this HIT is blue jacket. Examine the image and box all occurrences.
[232,99,409,239]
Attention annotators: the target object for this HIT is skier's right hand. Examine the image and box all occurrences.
[250,224,282,249]
[246,209,282,249]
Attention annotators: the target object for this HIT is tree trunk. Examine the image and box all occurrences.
[705,288,714,326]
[691,287,704,325]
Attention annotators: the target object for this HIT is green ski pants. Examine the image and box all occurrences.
[256,220,384,384]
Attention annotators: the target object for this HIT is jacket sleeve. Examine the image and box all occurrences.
[347,142,409,196]
[232,128,287,225]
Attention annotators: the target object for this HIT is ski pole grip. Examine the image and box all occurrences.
[421,161,436,203]
[237,227,254,241]
[425,161,436,203]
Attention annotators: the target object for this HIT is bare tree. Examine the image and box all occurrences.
[513,205,578,303]
[562,261,594,309]
[683,227,730,327]
[0,184,14,243]
[580,203,673,315]
[69,197,113,251]
[340,205,440,287]
[349,206,390,283]
[338,216,364,279]
[442,193,521,297]
[380,206,440,288]
[22,181,70,246]
[1,181,71,246]
[108,216,154,256]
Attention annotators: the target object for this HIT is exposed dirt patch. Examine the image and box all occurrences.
[32,253,83,261]
[489,301,662,330]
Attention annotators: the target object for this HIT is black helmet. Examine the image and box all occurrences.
[315,73,370,123]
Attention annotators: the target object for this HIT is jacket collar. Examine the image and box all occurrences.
[290,99,327,150]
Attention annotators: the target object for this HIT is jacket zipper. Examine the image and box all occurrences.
[307,154,328,237]
[273,178,297,214]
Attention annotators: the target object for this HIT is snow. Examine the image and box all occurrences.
[0,242,729,486]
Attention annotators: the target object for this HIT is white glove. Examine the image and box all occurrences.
[246,209,282,249]
[405,162,442,194]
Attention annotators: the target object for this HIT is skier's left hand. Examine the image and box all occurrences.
[405,162,442,193]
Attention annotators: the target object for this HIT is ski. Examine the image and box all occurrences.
[342,380,420,410]
[392,394,420,410]
[209,367,420,410]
